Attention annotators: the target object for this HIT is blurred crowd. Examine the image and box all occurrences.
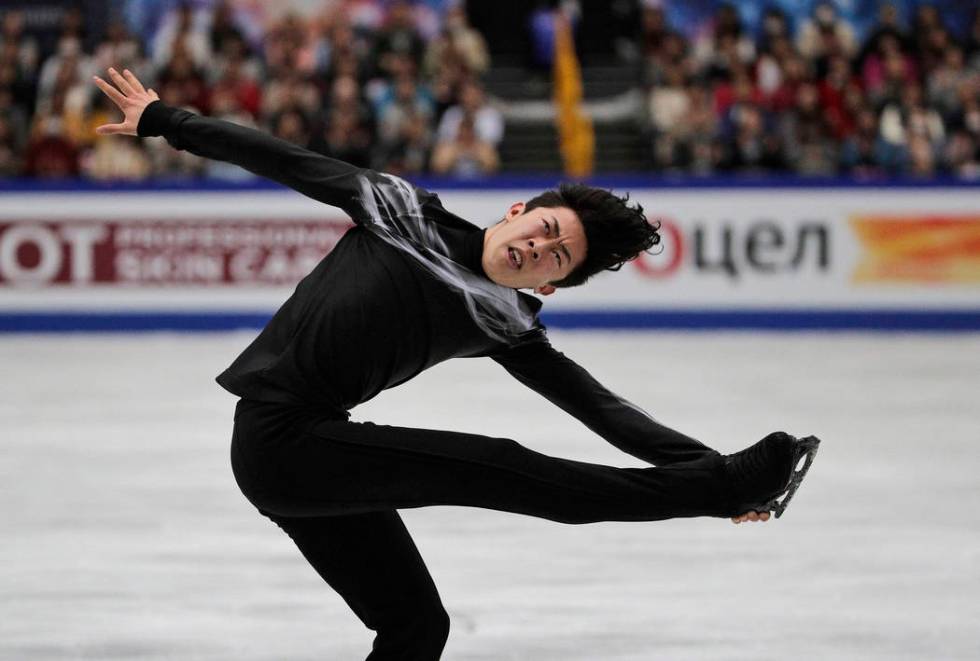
[1,1,979,181]
[643,2,980,178]
[0,1,501,181]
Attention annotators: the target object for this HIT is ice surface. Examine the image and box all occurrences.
[1,331,978,660]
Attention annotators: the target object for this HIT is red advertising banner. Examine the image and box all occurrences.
[0,219,352,286]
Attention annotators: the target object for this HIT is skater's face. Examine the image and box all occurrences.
[482,203,587,294]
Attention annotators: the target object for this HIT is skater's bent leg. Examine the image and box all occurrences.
[234,413,729,523]
[264,510,450,661]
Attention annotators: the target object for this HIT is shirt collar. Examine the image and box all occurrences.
[461,227,488,277]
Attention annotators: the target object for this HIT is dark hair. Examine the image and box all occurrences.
[524,183,660,288]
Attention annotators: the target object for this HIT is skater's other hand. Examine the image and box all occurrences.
[93,68,159,136]
[731,511,771,524]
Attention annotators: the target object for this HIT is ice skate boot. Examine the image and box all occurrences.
[724,432,820,519]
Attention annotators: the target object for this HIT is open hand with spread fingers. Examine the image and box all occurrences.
[93,67,159,136]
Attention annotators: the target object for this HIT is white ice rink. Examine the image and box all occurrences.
[2,331,978,660]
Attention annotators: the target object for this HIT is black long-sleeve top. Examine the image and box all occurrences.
[138,101,716,466]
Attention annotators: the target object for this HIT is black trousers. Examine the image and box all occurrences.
[230,399,729,660]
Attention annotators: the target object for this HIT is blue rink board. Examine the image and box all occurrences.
[1,309,979,333]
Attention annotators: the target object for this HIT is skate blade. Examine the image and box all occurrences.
[765,436,820,519]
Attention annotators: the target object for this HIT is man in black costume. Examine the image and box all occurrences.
[95,68,818,661]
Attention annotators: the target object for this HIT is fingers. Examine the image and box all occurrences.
[122,68,146,94]
[108,67,135,96]
[95,123,128,135]
[730,510,772,524]
[93,75,127,107]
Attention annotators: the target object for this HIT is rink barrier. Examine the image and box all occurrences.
[2,309,979,333]
[2,178,978,332]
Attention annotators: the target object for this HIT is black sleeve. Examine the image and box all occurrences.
[490,335,719,466]
[137,101,396,221]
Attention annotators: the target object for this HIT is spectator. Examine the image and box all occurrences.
[780,82,837,175]
[0,11,39,80]
[684,86,721,174]
[906,134,936,177]
[649,62,690,137]
[765,53,809,113]
[796,1,857,71]
[695,4,755,83]
[644,30,687,88]
[92,21,148,82]
[435,80,502,148]
[862,33,917,110]
[649,62,693,170]
[0,114,21,175]
[263,12,308,77]
[911,5,944,61]
[209,1,246,57]
[313,15,373,83]
[210,56,262,119]
[308,72,374,169]
[430,114,498,178]
[152,2,211,69]
[718,103,784,173]
[927,45,972,121]
[919,24,954,78]
[818,54,862,139]
[880,84,945,152]
[375,72,433,174]
[422,7,489,120]
[0,81,29,149]
[271,107,310,146]
[309,106,373,168]
[840,107,905,177]
[260,69,320,121]
[373,1,425,79]
[423,5,489,80]
[157,44,210,113]
[858,3,910,70]
[757,7,791,55]
[24,104,79,178]
[36,37,92,112]
[755,32,793,100]
[82,133,151,181]
[949,78,980,140]
[375,107,430,175]
[941,129,980,178]
[210,30,263,87]
[0,42,36,123]
[716,68,766,129]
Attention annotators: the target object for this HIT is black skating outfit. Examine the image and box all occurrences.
[138,101,730,661]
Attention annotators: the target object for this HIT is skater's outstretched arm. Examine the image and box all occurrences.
[491,335,718,467]
[93,68,394,220]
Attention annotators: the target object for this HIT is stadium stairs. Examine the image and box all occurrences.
[486,56,650,173]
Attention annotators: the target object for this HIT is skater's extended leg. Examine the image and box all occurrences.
[231,400,731,524]
[261,510,449,661]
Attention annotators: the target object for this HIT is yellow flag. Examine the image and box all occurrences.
[553,13,594,177]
